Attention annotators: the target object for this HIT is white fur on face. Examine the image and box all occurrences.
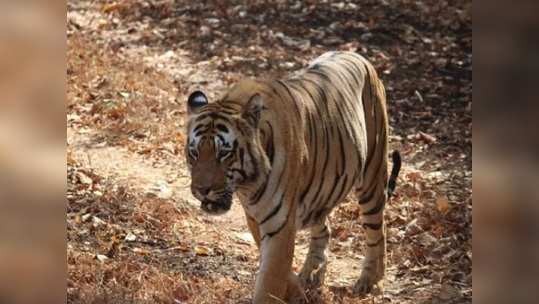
[188,130,202,151]
[188,122,236,159]
[215,129,235,149]
[189,132,201,147]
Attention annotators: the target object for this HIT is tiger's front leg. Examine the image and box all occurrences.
[250,215,298,304]
[245,211,304,303]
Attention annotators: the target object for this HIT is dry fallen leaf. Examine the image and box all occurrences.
[173,283,191,302]
[77,171,93,185]
[436,195,451,214]
[125,232,136,242]
[418,131,437,144]
[95,254,108,262]
[102,2,125,13]
[132,248,150,255]
[234,232,255,245]
[406,171,422,183]
[438,283,461,301]
[194,245,211,256]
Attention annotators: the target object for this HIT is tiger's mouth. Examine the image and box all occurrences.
[200,191,233,215]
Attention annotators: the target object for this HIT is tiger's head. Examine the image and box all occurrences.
[184,90,271,215]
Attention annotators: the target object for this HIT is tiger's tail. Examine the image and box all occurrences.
[387,150,402,199]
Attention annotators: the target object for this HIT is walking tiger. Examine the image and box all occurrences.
[184,51,401,303]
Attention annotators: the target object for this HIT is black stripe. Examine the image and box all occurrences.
[265,122,275,165]
[297,78,328,118]
[303,115,316,155]
[271,157,288,199]
[305,177,325,222]
[303,210,314,227]
[298,79,324,120]
[387,150,402,198]
[262,218,287,240]
[294,80,323,208]
[358,182,378,205]
[362,222,382,230]
[244,141,259,182]
[333,88,352,127]
[239,147,245,165]
[217,108,238,115]
[333,175,349,205]
[289,82,321,152]
[323,174,341,206]
[230,168,247,180]
[362,196,385,216]
[250,178,269,204]
[313,207,330,223]
[260,198,283,225]
[311,230,330,240]
[302,126,331,226]
[195,113,211,122]
[299,116,318,203]
[215,124,229,133]
[216,103,240,114]
[301,77,330,114]
[363,151,385,195]
[367,236,384,247]
[309,63,321,70]
[195,112,231,122]
[261,205,290,240]
[339,60,362,87]
[337,130,346,175]
[193,124,205,133]
[363,64,376,167]
[358,126,386,194]
[313,170,341,212]
[194,127,210,137]
[220,151,233,162]
[276,80,302,119]
[307,69,332,81]
[350,168,360,192]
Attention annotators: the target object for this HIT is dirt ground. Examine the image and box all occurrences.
[67,1,471,303]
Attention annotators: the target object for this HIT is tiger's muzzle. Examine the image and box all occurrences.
[200,197,232,215]
[192,187,233,215]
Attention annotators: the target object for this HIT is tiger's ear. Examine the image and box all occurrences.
[242,93,264,127]
[187,90,208,114]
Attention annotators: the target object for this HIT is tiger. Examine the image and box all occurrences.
[184,51,402,303]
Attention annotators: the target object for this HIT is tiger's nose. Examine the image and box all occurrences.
[195,186,211,196]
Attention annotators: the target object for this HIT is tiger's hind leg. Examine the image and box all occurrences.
[299,218,330,288]
[353,183,387,295]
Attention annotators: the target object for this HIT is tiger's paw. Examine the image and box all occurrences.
[352,263,384,296]
[299,260,327,289]
[353,274,383,296]
[285,273,307,304]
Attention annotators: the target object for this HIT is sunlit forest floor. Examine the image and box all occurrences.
[67,1,471,303]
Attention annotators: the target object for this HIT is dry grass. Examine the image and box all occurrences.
[67,32,185,156]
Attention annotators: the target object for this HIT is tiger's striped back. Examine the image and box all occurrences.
[274,51,392,229]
